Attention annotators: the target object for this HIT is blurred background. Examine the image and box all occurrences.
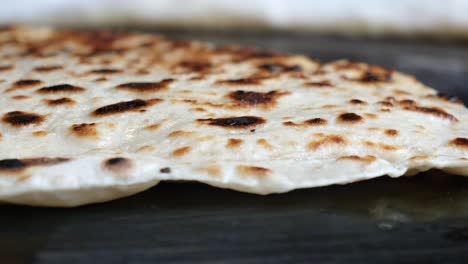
[2,0,468,40]
[1,0,467,101]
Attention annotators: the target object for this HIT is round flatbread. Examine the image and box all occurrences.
[0,26,467,206]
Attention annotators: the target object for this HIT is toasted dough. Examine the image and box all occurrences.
[0,26,466,206]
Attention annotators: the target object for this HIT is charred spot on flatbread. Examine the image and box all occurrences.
[116,79,174,93]
[0,158,70,173]
[37,84,85,94]
[1,111,45,127]
[92,99,161,116]
[197,116,266,129]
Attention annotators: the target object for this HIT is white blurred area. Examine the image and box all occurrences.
[2,0,468,38]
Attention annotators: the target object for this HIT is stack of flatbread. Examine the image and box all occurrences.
[0,26,466,207]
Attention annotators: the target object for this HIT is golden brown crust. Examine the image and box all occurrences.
[237,165,272,177]
[11,95,31,100]
[257,138,274,150]
[403,106,458,122]
[167,131,197,138]
[197,165,222,177]
[385,129,399,137]
[308,135,348,151]
[226,138,244,149]
[32,131,48,137]
[172,146,192,157]
[449,138,468,149]
[0,65,14,72]
[338,155,377,163]
[70,123,99,139]
[144,123,162,131]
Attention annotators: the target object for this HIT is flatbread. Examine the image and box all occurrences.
[0,26,467,207]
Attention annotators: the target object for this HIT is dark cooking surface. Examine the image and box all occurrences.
[1,31,468,264]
